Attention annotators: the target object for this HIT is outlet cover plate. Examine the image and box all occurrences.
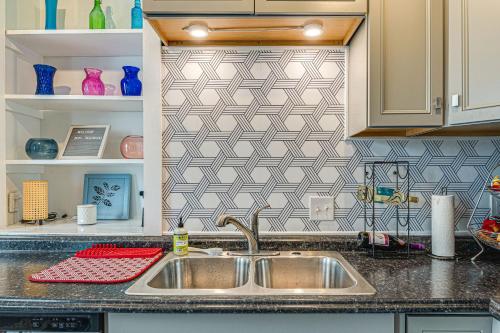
[309,196,335,221]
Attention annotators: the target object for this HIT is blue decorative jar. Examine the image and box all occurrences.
[25,138,59,160]
[45,0,58,30]
[120,66,142,96]
[34,64,57,95]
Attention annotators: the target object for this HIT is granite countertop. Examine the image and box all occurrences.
[0,248,497,314]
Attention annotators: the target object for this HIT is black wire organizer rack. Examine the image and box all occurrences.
[360,161,412,258]
[467,163,500,261]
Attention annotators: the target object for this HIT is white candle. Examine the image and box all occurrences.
[77,204,97,225]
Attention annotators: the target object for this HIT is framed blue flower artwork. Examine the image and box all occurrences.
[83,174,132,220]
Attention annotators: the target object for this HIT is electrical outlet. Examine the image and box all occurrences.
[8,192,20,214]
[309,196,335,221]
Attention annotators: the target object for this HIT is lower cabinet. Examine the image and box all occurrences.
[107,313,496,333]
[406,315,493,333]
[107,313,395,333]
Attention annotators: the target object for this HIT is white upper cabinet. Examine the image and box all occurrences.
[447,0,500,125]
[254,0,367,15]
[143,0,367,15]
[368,0,444,128]
[143,0,255,15]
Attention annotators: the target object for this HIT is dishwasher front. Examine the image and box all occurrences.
[0,313,103,332]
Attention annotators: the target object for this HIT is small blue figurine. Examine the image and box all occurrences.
[131,0,143,29]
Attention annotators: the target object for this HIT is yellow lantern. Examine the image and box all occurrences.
[23,180,49,224]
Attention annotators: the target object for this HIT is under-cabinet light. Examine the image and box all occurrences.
[185,24,209,38]
[303,23,324,37]
[183,23,324,38]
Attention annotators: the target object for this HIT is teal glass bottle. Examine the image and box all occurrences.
[131,0,143,29]
[89,0,105,29]
[45,0,58,30]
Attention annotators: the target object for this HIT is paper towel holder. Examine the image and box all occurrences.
[427,253,459,261]
[428,187,460,261]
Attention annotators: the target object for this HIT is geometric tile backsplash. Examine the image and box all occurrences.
[162,47,500,233]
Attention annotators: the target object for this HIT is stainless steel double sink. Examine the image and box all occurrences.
[126,251,376,296]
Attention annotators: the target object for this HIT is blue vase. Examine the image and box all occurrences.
[45,0,58,30]
[25,138,59,160]
[121,66,142,96]
[131,0,143,29]
[34,64,57,95]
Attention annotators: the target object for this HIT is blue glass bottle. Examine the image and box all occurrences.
[25,139,59,160]
[45,0,58,30]
[131,0,143,29]
[34,64,57,95]
[121,66,142,96]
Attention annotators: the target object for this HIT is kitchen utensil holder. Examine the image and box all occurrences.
[467,162,500,261]
[362,161,412,258]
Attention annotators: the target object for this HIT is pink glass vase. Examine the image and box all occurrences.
[120,135,143,159]
[82,68,105,95]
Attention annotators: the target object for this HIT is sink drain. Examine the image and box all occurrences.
[291,252,302,255]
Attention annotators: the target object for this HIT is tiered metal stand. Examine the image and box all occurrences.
[467,163,500,261]
[362,161,411,258]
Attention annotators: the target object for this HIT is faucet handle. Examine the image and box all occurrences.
[251,204,270,229]
[253,204,271,218]
[251,205,270,253]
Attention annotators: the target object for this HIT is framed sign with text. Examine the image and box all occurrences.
[59,125,110,159]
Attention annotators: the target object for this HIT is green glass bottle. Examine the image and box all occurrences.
[89,0,105,29]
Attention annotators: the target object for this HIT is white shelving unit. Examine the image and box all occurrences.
[6,29,143,57]
[3,219,144,236]
[6,159,144,174]
[6,95,143,116]
[0,0,163,236]
[6,159,144,166]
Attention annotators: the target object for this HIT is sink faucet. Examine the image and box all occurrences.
[216,205,270,254]
[251,204,270,252]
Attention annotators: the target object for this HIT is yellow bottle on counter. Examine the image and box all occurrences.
[173,217,188,256]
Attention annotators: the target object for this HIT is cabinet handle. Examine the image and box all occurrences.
[433,97,442,114]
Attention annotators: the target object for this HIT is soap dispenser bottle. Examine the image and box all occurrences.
[173,217,188,256]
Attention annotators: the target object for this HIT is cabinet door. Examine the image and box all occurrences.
[255,0,367,15]
[407,315,493,333]
[108,313,394,333]
[143,0,254,14]
[368,0,444,127]
[447,0,500,125]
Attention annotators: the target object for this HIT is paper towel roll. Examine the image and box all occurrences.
[431,195,455,257]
